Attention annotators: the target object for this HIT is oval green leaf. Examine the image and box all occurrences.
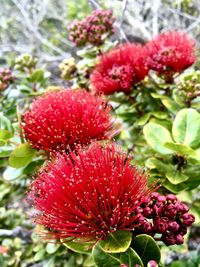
[46,243,60,254]
[3,166,24,181]
[62,238,93,255]
[172,109,200,148]
[0,129,13,140]
[163,180,188,193]
[99,230,132,253]
[92,243,120,267]
[164,142,196,156]
[145,157,173,173]
[143,123,173,155]
[131,234,161,266]
[120,248,143,267]
[166,171,189,185]
[8,143,35,168]
[161,98,180,114]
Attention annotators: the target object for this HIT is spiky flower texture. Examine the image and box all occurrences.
[28,143,150,241]
[90,43,148,95]
[22,90,115,152]
[146,32,196,81]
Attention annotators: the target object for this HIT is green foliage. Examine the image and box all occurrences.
[92,233,161,267]
[131,234,161,266]
[143,108,200,191]
[8,143,36,168]
[99,230,132,253]
[62,238,93,255]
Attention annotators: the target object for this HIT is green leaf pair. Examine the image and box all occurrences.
[63,231,161,267]
[143,108,200,157]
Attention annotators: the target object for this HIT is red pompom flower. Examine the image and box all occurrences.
[90,43,149,95]
[28,142,150,241]
[146,32,196,81]
[22,89,115,152]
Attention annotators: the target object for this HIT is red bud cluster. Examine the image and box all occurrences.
[0,68,15,91]
[135,192,195,246]
[68,9,115,46]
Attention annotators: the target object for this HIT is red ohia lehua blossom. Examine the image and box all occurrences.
[146,31,196,82]
[22,89,115,152]
[28,142,150,241]
[90,43,149,95]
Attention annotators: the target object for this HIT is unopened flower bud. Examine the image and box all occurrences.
[178,226,187,235]
[164,203,178,219]
[153,217,169,233]
[143,207,153,218]
[141,221,154,235]
[68,9,115,46]
[161,234,176,246]
[147,260,158,267]
[59,58,76,80]
[150,192,160,201]
[168,221,180,232]
[166,194,177,203]
[176,234,184,245]
[153,202,164,216]
[0,67,15,90]
[180,213,195,226]
[157,195,166,203]
[178,203,189,214]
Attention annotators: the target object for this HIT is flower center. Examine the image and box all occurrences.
[108,65,133,89]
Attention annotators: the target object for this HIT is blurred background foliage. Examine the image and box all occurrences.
[0,0,200,266]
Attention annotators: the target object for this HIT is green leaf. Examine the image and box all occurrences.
[0,184,10,201]
[99,230,132,253]
[143,123,173,155]
[151,111,169,119]
[8,143,35,168]
[172,109,200,148]
[34,249,46,261]
[150,93,166,99]
[131,234,161,266]
[0,139,5,146]
[0,114,13,132]
[172,89,186,107]
[0,129,13,140]
[138,113,151,126]
[3,166,24,181]
[62,238,93,255]
[145,158,173,173]
[29,69,45,83]
[163,180,188,193]
[0,146,13,157]
[83,255,96,267]
[120,248,143,267]
[161,98,180,114]
[164,142,196,156]
[92,243,120,267]
[46,243,60,254]
[166,171,189,185]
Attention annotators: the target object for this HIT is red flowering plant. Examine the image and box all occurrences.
[0,6,200,267]
[90,43,148,95]
[27,142,161,265]
[22,89,116,152]
[146,32,196,83]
